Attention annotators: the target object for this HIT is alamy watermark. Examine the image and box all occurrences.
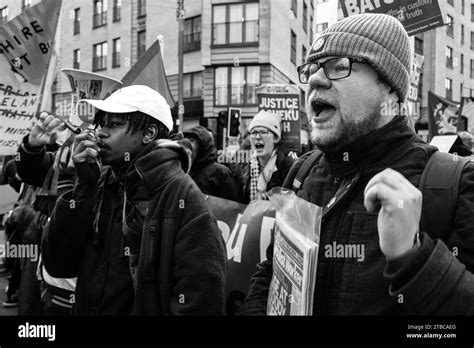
[324,241,365,262]
[0,242,39,262]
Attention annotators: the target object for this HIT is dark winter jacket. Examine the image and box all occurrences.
[122,140,227,315]
[183,126,240,201]
[240,149,295,204]
[240,116,474,315]
[42,165,134,315]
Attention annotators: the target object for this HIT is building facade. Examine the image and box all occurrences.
[0,0,315,139]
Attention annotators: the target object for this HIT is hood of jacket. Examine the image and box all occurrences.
[183,125,216,167]
[124,139,190,198]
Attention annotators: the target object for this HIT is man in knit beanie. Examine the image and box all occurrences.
[240,14,474,315]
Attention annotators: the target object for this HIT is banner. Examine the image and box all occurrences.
[205,195,275,315]
[405,53,424,129]
[338,0,444,36]
[427,91,459,140]
[256,84,301,153]
[459,98,474,134]
[121,39,175,108]
[0,0,62,155]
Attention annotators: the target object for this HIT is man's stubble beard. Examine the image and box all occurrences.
[309,107,383,153]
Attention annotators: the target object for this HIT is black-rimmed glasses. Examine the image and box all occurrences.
[297,57,366,84]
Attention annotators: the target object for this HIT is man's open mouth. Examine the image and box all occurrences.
[255,143,265,150]
[312,100,336,118]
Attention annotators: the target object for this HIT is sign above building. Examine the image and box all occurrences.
[338,0,444,36]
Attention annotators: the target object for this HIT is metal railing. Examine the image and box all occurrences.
[184,32,201,52]
[93,12,107,28]
[93,56,106,71]
[74,20,80,35]
[113,6,121,22]
[215,84,258,105]
[212,20,259,45]
[184,88,202,99]
[112,52,120,67]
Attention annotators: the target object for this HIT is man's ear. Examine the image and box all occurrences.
[142,124,159,144]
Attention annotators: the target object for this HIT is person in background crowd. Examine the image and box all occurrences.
[183,125,240,202]
[43,85,226,315]
[240,14,474,315]
[14,113,77,315]
[240,110,295,204]
[1,157,22,193]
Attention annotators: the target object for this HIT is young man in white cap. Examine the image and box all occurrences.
[43,85,226,315]
[241,14,474,315]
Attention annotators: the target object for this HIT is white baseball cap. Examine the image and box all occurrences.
[80,85,173,132]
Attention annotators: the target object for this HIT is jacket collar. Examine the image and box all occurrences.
[322,116,420,177]
[124,140,189,197]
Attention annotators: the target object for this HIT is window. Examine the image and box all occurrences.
[113,0,121,22]
[93,0,107,28]
[22,0,32,10]
[73,49,80,69]
[137,30,146,58]
[461,83,464,98]
[461,24,465,45]
[302,45,307,64]
[92,42,107,71]
[138,0,146,18]
[310,15,313,44]
[212,3,259,46]
[462,0,465,15]
[303,2,308,33]
[74,8,80,35]
[184,16,201,53]
[183,72,203,99]
[291,0,297,17]
[1,6,8,23]
[471,31,474,49]
[446,46,453,68]
[446,15,453,37]
[112,38,120,68]
[448,0,453,5]
[316,22,328,32]
[214,66,260,106]
[414,37,423,54]
[472,4,474,22]
[461,54,464,73]
[418,73,423,101]
[471,59,474,79]
[291,30,297,65]
[445,78,453,100]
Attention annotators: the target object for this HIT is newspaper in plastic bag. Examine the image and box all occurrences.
[266,188,322,315]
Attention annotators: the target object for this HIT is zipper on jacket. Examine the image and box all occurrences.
[319,174,359,314]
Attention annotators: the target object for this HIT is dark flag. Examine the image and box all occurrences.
[427,91,459,141]
[121,39,175,107]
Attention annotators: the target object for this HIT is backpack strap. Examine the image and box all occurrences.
[286,150,323,193]
[418,151,471,241]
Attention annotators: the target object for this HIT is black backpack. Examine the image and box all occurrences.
[288,150,473,242]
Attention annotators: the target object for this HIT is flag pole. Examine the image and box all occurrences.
[177,0,184,132]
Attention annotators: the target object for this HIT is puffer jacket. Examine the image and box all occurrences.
[240,116,474,315]
[183,126,240,201]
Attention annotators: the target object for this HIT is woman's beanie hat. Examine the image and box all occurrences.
[249,110,281,141]
[306,13,412,102]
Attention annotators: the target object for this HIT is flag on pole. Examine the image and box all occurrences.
[427,91,459,141]
[121,39,175,108]
[459,97,474,134]
[0,0,62,155]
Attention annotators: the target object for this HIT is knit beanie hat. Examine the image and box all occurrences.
[306,13,412,102]
[249,110,281,141]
